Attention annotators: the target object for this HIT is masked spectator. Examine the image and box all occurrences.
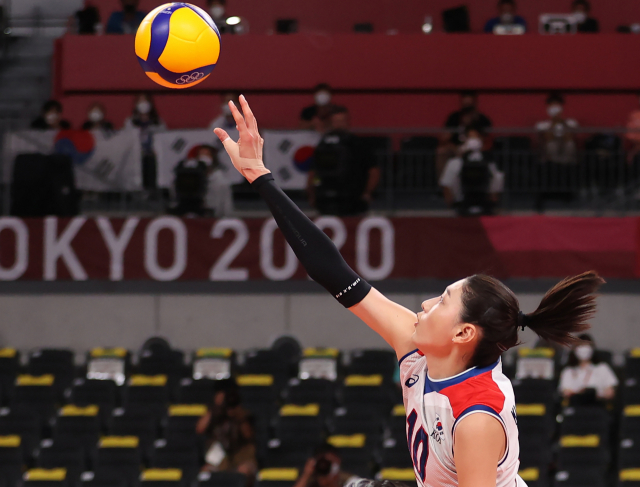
[308,106,380,216]
[124,93,166,188]
[70,3,101,35]
[211,92,240,177]
[293,443,357,487]
[437,92,492,176]
[536,93,578,165]
[300,84,339,132]
[82,103,114,131]
[106,0,146,34]
[484,0,527,33]
[197,387,257,477]
[559,334,617,402]
[572,0,599,33]
[439,125,504,215]
[30,100,71,130]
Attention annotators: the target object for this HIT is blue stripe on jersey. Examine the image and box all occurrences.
[452,404,510,467]
[398,348,419,365]
[424,358,500,393]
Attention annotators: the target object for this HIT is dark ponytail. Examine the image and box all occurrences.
[462,271,605,368]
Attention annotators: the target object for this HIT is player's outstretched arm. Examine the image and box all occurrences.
[214,96,416,359]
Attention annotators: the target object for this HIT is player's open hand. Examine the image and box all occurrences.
[213,94,270,183]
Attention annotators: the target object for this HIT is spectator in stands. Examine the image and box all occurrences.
[572,0,599,33]
[30,100,71,130]
[294,443,356,487]
[206,0,237,34]
[124,93,166,188]
[437,91,492,176]
[300,84,339,132]
[197,387,257,477]
[203,145,234,217]
[484,0,527,33]
[82,103,114,132]
[70,2,101,34]
[211,92,240,175]
[440,125,504,215]
[536,93,579,165]
[626,93,640,163]
[106,0,146,34]
[307,106,380,216]
[559,334,618,402]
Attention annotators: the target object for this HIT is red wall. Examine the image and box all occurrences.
[89,0,640,34]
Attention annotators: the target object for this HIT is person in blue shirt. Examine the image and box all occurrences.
[106,0,146,34]
[484,0,527,33]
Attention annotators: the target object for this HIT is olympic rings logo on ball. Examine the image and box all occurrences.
[176,72,205,84]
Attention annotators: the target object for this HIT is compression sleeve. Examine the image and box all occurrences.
[252,173,371,308]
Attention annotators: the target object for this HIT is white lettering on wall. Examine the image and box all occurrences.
[356,216,395,280]
[210,218,249,281]
[260,218,298,281]
[144,217,187,281]
[96,217,139,281]
[44,217,88,281]
[0,218,28,280]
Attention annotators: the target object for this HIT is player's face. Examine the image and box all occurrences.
[413,279,465,355]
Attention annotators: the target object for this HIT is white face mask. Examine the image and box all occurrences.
[88,109,104,123]
[198,154,213,166]
[210,5,225,19]
[575,345,594,361]
[464,137,483,151]
[221,103,232,116]
[500,13,514,24]
[137,100,151,114]
[315,91,331,106]
[573,12,587,23]
[547,105,563,118]
[45,111,59,125]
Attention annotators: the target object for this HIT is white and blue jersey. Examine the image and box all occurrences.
[399,349,527,487]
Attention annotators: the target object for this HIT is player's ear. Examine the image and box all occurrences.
[453,323,478,344]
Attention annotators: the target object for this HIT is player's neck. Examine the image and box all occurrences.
[423,351,471,380]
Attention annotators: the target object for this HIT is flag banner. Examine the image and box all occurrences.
[263,130,322,189]
[154,129,245,188]
[3,129,142,191]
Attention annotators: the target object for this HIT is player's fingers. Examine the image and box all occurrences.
[239,94,259,133]
[213,127,230,143]
[228,100,249,135]
[214,128,239,155]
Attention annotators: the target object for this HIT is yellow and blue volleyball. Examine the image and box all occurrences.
[135,2,220,89]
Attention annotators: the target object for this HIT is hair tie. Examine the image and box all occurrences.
[517,311,528,331]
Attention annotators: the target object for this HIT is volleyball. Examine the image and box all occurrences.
[135,2,221,89]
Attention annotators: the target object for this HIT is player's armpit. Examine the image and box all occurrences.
[454,413,506,487]
[348,288,417,360]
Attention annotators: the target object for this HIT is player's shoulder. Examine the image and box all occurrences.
[426,359,507,418]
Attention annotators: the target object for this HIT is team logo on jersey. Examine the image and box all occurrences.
[405,374,419,388]
[511,405,518,425]
[430,414,445,444]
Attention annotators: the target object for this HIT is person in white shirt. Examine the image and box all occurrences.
[201,145,233,217]
[535,93,579,165]
[559,334,618,401]
[439,125,504,214]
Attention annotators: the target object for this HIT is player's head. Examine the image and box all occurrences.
[413,272,604,368]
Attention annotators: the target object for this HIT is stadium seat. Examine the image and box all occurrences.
[27,349,76,399]
[175,378,216,405]
[140,467,185,487]
[109,409,158,459]
[191,348,236,381]
[331,407,384,447]
[282,379,335,416]
[554,467,608,487]
[0,435,24,487]
[137,346,187,394]
[339,375,393,418]
[78,472,126,487]
[237,375,279,420]
[625,349,640,381]
[0,348,20,406]
[0,408,42,457]
[518,463,549,487]
[68,379,117,427]
[297,348,340,382]
[327,434,374,478]
[622,385,640,405]
[263,440,313,469]
[150,440,199,485]
[560,406,612,444]
[379,440,413,470]
[512,378,557,410]
[122,375,169,423]
[85,348,131,387]
[12,374,57,421]
[386,404,407,445]
[557,431,610,482]
[92,436,142,487]
[256,467,299,487]
[241,350,292,389]
[195,471,246,487]
[346,350,397,381]
[514,347,556,380]
[37,439,85,487]
[376,467,417,487]
[52,405,101,452]
[162,404,206,447]
[273,404,324,446]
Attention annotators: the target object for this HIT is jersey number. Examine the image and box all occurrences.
[407,409,428,482]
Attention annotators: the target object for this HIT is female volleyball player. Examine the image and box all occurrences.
[214,96,604,487]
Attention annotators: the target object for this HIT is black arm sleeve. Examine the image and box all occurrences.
[252,173,371,308]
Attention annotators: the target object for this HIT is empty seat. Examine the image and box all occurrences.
[238,375,278,419]
[282,379,335,416]
[554,467,608,487]
[175,378,216,405]
[68,379,117,426]
[386,404,407,445]
[12,374,57,421]
[346,350,397,380]
[512,378,556,409]
[27,349,76,399]
[192,348,236,381]
[263,440,313,470]
[53,404,101,452]
[195,471,246,487]
[379,441,413,469]
[327,434,373,477]
[37,439,85,487]
[331,408,384,446]
[137,347,186,390]
[23,466,70,487]
[0,348,20,406]
[273,404,324,445]
[85,348,131,387]
[560,406,611,443]
[0,408,42,456]
[377,467,417,487]
[0,435,24,487]
[122,375,169,423]
[163,404,207,446]
[298,348,340,382]
[256,467,299,487]
[339,375,393,418]
[78,472,126,487]
[241,350,291,389]
[150,440,198,484]
[109,409,158,458]
[93,436,142,486]
[625,349,640,381]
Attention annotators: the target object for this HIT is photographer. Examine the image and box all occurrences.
[294,444,356,487]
